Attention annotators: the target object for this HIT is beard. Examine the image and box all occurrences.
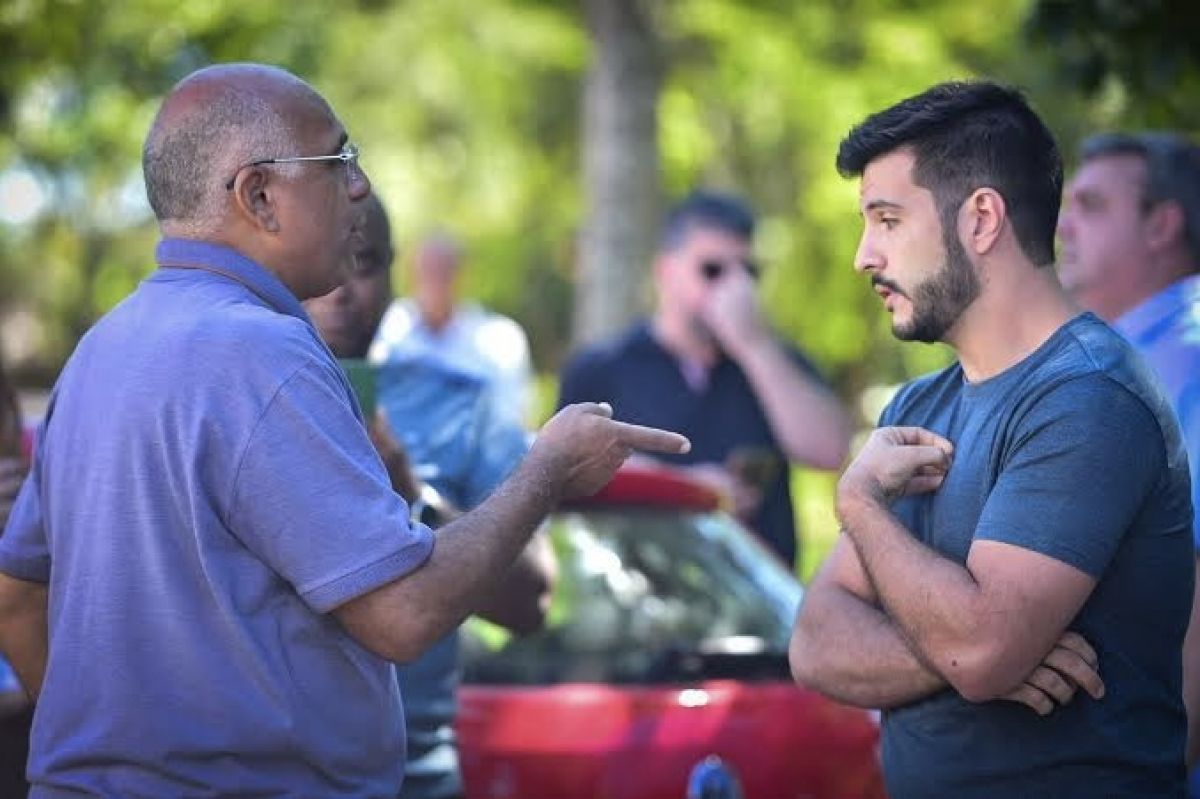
[891,226,980,343]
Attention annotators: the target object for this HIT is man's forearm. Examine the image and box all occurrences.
[733,338,850,470]
[0,573,47,699]
[839,497,1021,700]
[473,532,555,636]
[792,578,945,708]
[336,450,563,662]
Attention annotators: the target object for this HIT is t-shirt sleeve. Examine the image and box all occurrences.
[227,362,435,613]
[0,437,49,583]
[974,376,1166,578]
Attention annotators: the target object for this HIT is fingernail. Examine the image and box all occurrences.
[679,439,692,454]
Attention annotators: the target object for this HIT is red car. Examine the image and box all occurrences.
[458,465,885,799]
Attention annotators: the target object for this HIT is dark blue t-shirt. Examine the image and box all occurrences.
[880,313,1193,798]
[558,321,815,566]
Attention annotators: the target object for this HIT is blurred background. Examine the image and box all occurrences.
[1,0,1197,578]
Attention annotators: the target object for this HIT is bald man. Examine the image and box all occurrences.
[372,233,535,426]
[0,64,687,797]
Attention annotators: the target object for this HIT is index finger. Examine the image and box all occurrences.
[888,426,954,458]
[609,420,691,456]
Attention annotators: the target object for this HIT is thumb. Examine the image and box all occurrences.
[568,401,613,419]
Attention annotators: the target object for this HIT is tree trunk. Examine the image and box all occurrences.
[575,0,663,345]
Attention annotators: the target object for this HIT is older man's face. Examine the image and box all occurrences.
[271,91,372,300]
[1057,154,1150,321]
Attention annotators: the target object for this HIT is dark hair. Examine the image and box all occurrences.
[1081,132,1200,264]
[660,190,756,251]
[837,81,1063,267]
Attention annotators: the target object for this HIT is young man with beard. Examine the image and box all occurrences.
[789,81,1193,797]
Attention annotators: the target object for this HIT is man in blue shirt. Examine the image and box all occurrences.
[306,194,552,799]
[0,63,687,798]
[1058,130,1200,789]
[558,190,851,569]
[790,81,1193,796]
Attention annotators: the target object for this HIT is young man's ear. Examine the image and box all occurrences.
[231,168,280,233]
[962,187,1006,256]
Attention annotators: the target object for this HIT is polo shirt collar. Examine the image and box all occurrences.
[155,238,310,323]
[1114,274,1200,348]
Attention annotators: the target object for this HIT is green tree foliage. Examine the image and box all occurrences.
[1,0,1195,407]
[1025,0,1200,130]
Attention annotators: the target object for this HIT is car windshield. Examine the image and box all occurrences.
[462,507,803,685]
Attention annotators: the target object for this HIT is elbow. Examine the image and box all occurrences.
[495,594,550,638]
[787,617,823,690]
[810,439,850,472]
[936,642,1023,703]
[337,599,448,665]
[785,425,851,472]
[379,618,445,665]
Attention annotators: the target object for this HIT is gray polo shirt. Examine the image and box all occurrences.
[0,239,435,797]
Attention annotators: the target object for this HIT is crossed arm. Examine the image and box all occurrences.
[790,427,1105,711]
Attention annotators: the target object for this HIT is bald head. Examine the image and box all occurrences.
[411,231,465,329]
[142,63,327,234]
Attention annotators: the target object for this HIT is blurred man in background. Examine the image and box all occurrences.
[558,190,850,569]
[371,232,534,427]
[1058,130,1200,787]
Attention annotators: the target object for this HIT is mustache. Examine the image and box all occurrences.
[871,276,907,298]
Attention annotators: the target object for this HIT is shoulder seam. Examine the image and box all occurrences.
[224,361,327,530]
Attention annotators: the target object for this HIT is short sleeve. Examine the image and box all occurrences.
[228,363,434,613]
[0,423,49,582]
[974,376,1167,578]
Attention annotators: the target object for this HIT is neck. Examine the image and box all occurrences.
[652,313,719,366]
[419,302,454,332]
[947,260,1076,384]
[1106,250,1197,323]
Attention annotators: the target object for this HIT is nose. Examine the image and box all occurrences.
[853,232,881,275]
[1056,207,1075,242]
[349,163,371,201]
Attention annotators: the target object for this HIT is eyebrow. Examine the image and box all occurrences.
[328,130,349,155]
[863,199,903,213]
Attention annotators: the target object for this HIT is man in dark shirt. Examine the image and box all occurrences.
[790,81,1193,797]
[558,191,850,568]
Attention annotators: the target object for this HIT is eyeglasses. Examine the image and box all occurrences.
[224,142,361,190]
[700,258,760,283]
